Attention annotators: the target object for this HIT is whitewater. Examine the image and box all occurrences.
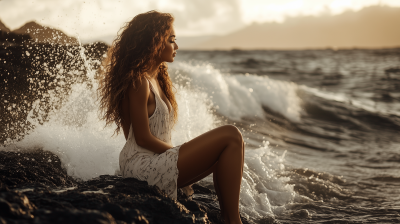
[2,44,400,223]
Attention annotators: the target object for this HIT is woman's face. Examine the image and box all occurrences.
[160,27,178,63]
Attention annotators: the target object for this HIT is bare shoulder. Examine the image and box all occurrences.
[128,77,149,99]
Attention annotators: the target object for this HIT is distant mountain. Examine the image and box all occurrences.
[0,20,31,45]
[175,35,216,49]
[191,5,400,50]
[0,20,10,32]
[13,21,78,45]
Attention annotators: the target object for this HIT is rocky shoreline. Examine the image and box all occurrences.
[0,30,257,224]
[0,150,261,224]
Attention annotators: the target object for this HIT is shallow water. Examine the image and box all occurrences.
[1,44,400,223]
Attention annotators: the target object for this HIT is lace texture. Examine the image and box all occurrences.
[119,79,181,199]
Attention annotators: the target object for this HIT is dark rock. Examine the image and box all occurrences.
[0,189,35,221]
[0,150,252,224]
[0,150,76,188]
[34,208,118,224]
[0,36,254,224]
[0,42,107,144]
[0,30,31,45]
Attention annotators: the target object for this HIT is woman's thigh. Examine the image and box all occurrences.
[177,125,243,187]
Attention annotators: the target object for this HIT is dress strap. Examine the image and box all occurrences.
[143,77,171,113]
[144,77,160,100]
[144,77,153,90]
[144,77,160,119]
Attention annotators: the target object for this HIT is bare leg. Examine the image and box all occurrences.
[242,141,245,177]
[213,166,229,222]
[177,125,244,224]
[179,163,228,222]
[179,163,216,188]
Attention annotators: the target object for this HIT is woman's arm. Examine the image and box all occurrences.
[128,78,173,154]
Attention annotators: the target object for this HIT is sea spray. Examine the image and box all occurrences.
[1,42,106,145]
[172,87,217,145]
[3,44,217,180]
[199,141,307,220]
[4,44,399,222]
[169,61,303,122]
[2,44,305,219]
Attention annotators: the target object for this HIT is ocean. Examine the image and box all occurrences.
[1,43,400,223]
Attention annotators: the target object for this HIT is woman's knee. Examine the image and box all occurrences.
[220,125,243,146]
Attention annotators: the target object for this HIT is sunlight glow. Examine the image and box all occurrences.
[0,0,399,40]
[239,0,400,24]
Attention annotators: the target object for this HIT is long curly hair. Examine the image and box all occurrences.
[98,10,178,135]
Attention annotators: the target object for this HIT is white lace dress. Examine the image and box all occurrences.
[119,79,182,199]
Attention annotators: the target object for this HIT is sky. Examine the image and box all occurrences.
[1,0,400,42]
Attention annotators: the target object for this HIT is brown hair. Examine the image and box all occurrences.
[98,10,178,135]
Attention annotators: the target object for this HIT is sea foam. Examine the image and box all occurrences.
[170,62,302,122]
[4,84,215,180]
[2,53,301,219]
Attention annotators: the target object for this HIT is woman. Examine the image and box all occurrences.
[98,10,244,224]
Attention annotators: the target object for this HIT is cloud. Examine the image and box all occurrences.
[160,0,244,36]
[1,0,399,42]
[192,5,400,49]
[0,0,244,42]
[239,0,400,23]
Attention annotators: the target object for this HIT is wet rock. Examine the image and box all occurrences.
[0,187,35,221]
[0,150,76,188]
[34,208,119,224]
[0,30,31,45]
[0,42,108,144]
[0,150,251,224]
[0,38,253,223]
